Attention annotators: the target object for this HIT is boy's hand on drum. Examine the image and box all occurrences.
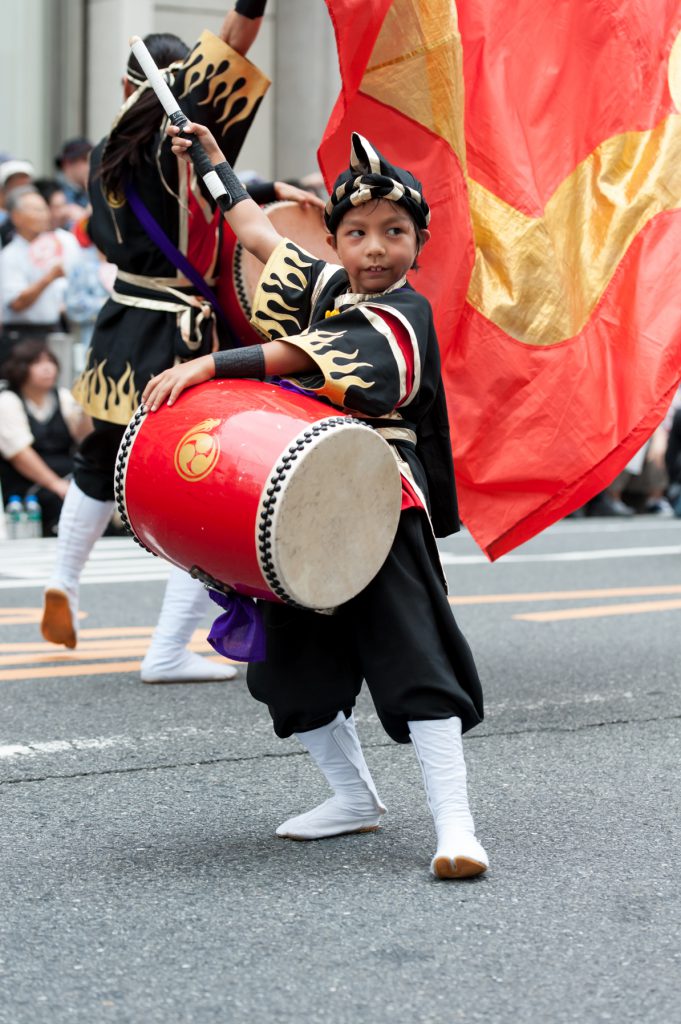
[142,355,215,411]
[167,121,225,166]
[273,181,326,211]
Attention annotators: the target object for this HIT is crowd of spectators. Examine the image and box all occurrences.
[0,339,91,535]
[0,139,108,533]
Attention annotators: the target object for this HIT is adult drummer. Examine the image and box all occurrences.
[41,1,323,683]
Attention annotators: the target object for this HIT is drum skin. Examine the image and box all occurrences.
[115,380,402,610]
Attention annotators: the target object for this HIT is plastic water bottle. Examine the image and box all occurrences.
[24,495,43,538]
[4,495,25,540]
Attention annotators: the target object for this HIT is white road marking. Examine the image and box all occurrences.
[0,726,201,760]
[0,537,170,589]
[440,545,681,565]
[0,690,638,763]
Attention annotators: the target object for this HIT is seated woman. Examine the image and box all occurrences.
[0,339,91,535]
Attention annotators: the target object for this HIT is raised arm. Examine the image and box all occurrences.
[168,121,282,263]
[219,1,267,56]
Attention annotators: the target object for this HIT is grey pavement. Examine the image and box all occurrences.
[0,518,680,1023]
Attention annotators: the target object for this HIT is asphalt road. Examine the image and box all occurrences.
[1,518,680,1024]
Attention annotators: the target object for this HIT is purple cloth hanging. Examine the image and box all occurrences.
[271,376,322,400]
[207,588,266,662]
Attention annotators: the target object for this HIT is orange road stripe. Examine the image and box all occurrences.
[0,609,88,626]
[1,640,158,654]
[0,617,43,626]
[0,610,43,625]
[515,599,681,622]
[0,644,216,667]
[77,626,153,638]
[0,639,212,656]
[54,627,206,640]
[448,585,681,606]
[0,656,231,682]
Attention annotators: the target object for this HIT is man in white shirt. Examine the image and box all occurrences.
[0,189,81,335]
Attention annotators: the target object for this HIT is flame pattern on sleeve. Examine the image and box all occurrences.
[250,239,437,417]
[175,31,270,147]
[250,240,326,340]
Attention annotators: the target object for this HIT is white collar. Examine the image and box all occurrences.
[333,275,408,309]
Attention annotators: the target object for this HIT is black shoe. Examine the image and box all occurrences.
[587,495,634,517]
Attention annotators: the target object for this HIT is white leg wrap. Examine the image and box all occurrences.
[409,717,488,878]
[276,712,386,840]
[41,482,114,648]
[140,566,237,683]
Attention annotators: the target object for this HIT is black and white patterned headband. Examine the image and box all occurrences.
[324,133,430,233]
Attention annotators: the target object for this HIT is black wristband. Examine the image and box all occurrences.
[213,161,249,210]
[246,180,278,205]
[213,345,266,379]
[235,0,267,18]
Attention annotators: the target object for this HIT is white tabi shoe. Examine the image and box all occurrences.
[276,712,386,841]
[140,649,237,684]
[41,482,115,649]
[140,566,237,683]
[409,717,489,879]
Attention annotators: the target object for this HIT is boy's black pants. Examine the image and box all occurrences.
[247,510,484,743]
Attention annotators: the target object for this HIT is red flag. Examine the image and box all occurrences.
[320,0,681,559]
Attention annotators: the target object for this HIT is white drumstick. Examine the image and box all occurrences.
[129,35,180,118]
[128,35,231,208]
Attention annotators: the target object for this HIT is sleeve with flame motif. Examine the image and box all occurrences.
[250,239,430,416]
[250,238,332,341]
[173,30,270,164]
[278,303,426,417]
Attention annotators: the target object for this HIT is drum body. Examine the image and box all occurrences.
[115,380,402,610]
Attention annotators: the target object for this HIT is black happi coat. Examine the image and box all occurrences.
[73,31,270,426]
[250,239,460,537]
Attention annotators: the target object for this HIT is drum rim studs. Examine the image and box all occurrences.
[256,415,365,610]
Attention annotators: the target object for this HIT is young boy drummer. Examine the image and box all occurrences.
[143,122,489,879]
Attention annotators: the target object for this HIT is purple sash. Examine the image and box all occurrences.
[124,182,238,345]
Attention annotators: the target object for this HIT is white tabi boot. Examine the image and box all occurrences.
[41,482,114,649]
[277,711,386,840]
[409,717,489,879]
[140,566,237,683]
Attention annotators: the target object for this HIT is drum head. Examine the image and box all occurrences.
[258,421,402,609]
[237,201,338,315]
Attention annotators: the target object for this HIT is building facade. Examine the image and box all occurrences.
[0,0,340,183]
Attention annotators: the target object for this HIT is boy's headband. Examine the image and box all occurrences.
[324,132,430,233]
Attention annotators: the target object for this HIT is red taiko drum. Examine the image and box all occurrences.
[115,379,402,610]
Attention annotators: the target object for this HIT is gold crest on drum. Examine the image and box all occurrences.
[173,419,222,483]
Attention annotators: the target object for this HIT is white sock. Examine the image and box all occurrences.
[42,482,114,645]
[47,481,114,602]
[409,717,488,877]
[276,712,385,840]
[140,566,237,682]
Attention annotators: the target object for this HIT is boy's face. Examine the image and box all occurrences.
[328,199,429,294]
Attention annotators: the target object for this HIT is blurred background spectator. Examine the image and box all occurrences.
[54,138,93,226]
[582,386,681,518]
[34,178,72,231]
[65,218,116,364]
[0,159,36,246]
[0,339,91,535]
[0,189,82,344]
[666,405,681,516]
